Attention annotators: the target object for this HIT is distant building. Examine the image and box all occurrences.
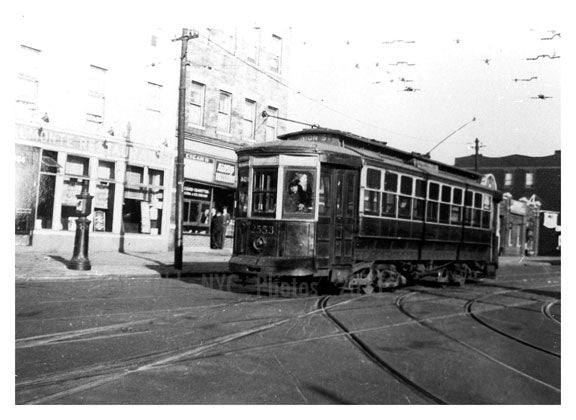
[14,23,291,252]
[454,151,560,256]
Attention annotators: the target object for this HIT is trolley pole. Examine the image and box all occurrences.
[173,28,198,270]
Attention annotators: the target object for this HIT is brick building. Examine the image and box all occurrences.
[14,22,291,253]
[454,151,560,256]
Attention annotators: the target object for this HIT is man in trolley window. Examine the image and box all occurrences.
[285,178,311,214]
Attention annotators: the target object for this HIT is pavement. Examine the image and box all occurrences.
[14,247,560,282]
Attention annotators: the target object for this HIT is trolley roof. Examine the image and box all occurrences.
[277,128,482,181]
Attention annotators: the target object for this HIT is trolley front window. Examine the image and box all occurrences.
[237,166,249,218]
[283,168,315,219]
[252,168,277,218]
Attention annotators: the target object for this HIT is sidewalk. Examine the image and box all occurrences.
[15,247,560,283]
[15,247,232,282]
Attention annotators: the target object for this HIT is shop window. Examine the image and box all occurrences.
[183,182,212,235]
[36,150,59,229]
[283,169,315,219]
[252,168,277,218]
[61,155,90,230]
[122,165,164,234]
[93,160,115,232]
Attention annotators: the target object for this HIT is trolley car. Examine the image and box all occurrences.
[230,128,501,291]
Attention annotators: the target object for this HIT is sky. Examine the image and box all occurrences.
[11,0,566,165]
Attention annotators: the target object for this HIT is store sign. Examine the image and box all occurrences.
[214,161,236,184]
[185,153,214,183]
[184,185,210,199]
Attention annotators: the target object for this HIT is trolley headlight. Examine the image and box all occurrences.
[252,236,267,252]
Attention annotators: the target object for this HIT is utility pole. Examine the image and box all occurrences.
[474,137,485,172]
[173,28,198,270]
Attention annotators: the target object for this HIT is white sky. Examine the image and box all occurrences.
[12,0,566,165]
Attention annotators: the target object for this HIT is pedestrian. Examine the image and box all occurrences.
[221,206,231,247]
[210,209,223,249]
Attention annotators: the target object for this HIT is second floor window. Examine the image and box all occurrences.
[268,35,282,73]
[217,90,232,133]
[17,45,40,111]
[87,65,106,124]
[243,98,256,139]
[265,106,278,141]
[146,82,162,112]
[525,172,534,187]
[190,81,205,126]
[504,172,513,186]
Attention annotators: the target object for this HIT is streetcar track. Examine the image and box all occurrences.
[465,300,560,358]
[542,300,561,325]
[318,295,447,404]
[395,292,560,394]
[17,295,364,404]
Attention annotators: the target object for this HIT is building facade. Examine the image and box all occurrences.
[176,27,291,250]
[14,22,291,253]
[454,151,560,256]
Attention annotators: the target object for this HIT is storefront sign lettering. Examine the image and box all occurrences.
[214,161,236,184]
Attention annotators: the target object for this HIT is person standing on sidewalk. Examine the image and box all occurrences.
[221,206,231,248]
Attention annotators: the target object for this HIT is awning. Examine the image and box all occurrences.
[41,156,61,168]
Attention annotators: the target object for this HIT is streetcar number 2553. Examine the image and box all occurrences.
[250,224,275,235]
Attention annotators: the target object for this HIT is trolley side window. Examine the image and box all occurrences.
[283,169,315,219]
[252,168,277,218]
[363,168,381,216]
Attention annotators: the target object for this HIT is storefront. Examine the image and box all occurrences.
[182,142,237,249]
[15,123,174,252]
[498,194,527,256]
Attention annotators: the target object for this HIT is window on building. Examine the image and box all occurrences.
[525,172,534,187]
[37,150,59,229]
[94,161,116,232]
[243,98,256,139]
[252,168,277,218]
[190,81,205,126]
[122,165,164,234]
[146,82,162,112]
[246,27,261,63]
[217,90,232,133]
[504,172,513,186]
[268,34,282,73]
[87,65,106,124]
[265,106,278,141]
[17,45,40,111]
